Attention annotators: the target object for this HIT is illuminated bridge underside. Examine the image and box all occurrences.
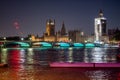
[85,43,95,47]
[55,42,95,47]
[73,43,84,47]
[32,42,52,47]
[5,42,30,48]
[54,42,70,47]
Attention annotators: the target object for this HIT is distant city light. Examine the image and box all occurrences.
[21,38,24,41]
[3,37,6,40]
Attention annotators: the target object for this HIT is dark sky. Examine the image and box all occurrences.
[0,0,120,37]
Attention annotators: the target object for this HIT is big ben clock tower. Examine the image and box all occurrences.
[94,10,107,42]
[46,19,55,36]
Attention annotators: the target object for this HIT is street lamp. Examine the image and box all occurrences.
[3,37,6,40]
[21,38,24,41]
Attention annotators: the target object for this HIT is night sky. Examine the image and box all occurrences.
[0,0,120,37]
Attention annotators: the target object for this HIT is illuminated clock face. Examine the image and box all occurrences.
[101,20,106,24]
[47,22,54,25]
[97,20,100,24]
[51,22,54,25]
[47,22,49,25]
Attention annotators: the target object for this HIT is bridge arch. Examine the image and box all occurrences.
[73,43,84,47]
[32,42,52,47]
[54,42,70,47]
[4,42,30,48]
[85,43,95,47]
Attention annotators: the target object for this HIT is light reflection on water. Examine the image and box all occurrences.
[84,47,118,63]
[86,70,119,80]
[0,47,120,80]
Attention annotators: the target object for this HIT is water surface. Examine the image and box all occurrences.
[0,47,120,80]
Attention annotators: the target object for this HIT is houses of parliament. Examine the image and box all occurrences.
[30,10,109,43]
[30,19,74,42]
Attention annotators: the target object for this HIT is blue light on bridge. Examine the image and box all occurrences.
[5,42,30,48]
[16,42,30,47]
[57,42,70,47]
[40,42,52,47]
[85,43,95,47]
[32,42,52,47]
[73,43,84,47]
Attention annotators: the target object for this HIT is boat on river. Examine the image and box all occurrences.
[49,62,120,68]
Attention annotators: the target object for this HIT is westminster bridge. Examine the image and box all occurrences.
[0,41,96,48]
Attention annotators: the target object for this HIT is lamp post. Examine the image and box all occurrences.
[3,37,6,48]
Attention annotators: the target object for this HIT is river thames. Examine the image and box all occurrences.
[0,47,120,80]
